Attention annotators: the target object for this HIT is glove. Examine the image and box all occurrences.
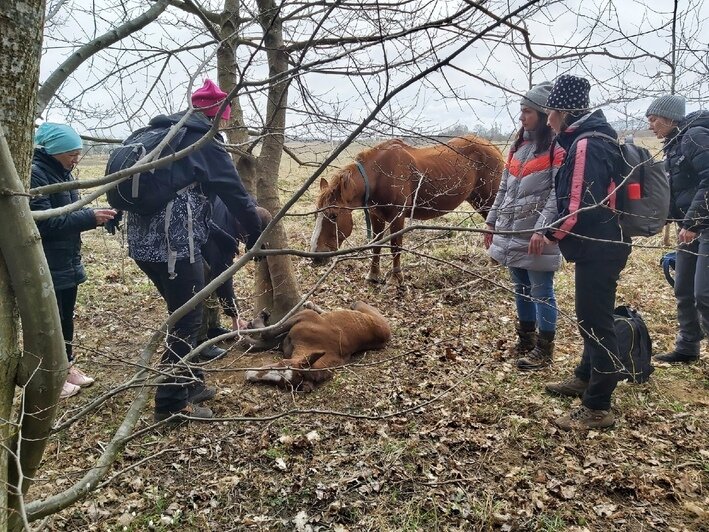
[104,210,123,235]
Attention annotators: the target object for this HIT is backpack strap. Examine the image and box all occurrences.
[165,199,178,279]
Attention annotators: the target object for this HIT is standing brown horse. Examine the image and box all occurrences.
[310,135,504,284]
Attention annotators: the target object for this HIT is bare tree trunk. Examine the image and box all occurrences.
[213,0,301,321]
[670,0,679,94]
[217,0,253,190]
[1,2,69,529]
[253,0,301,320]
[0,260,19,530]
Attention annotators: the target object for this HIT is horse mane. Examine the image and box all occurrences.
[317,139,409,209]
[316,167,352,208]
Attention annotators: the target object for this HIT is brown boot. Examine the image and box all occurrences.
[554,405,615,431]
[544,375,588,398]
[517,331,554,370]
[508,320,536,358]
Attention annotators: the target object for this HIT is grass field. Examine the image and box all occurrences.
[28,136,709,531]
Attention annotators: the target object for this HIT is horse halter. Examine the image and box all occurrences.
[354,160,373,240]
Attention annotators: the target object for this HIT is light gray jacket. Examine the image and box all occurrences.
[486,136,563,271]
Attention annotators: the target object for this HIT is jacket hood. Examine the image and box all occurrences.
[33,147,71,177]
[148,110,213,133]
[680,110,709,131]
[555,109,617,150]
[664,109,709,151]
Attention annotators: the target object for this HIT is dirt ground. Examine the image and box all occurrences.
[26,145,709,531]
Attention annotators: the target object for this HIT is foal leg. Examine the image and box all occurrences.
[367,214,387,284]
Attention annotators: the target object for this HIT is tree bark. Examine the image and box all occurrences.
[1,2,69,529]
[252,0,301,321]
[211,0,301,321]
[0,260,19,530]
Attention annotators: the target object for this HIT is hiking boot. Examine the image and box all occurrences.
[653,351,699,364]
[195,344,227,362]
[60,380,81,399]
[545,375,588,398]
[154,403,213,423]
[517,331,554,371]
[554,405,615,431]
[207,326,231,340]
[188,383,216,404]
[67,365,95,387]
[508,320,536,358]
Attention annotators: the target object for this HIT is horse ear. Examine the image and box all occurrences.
[319,178,328,191]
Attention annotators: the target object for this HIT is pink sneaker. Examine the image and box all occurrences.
[61,380,80,399]
[67,365,95,387]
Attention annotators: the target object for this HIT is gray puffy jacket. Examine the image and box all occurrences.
[486,137,563,271]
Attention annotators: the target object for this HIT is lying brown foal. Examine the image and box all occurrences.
[245,301,391,392]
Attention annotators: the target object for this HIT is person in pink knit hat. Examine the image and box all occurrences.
[121,78,263,423]
[191,79,232,121]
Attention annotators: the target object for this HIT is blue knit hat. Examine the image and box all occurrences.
[646,94,685,122]
[545,75,591,112]
[35,123,83,155]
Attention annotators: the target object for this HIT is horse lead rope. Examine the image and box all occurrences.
[354,160,373,240]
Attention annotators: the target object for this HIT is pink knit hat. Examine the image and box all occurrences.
[191,79,231,120]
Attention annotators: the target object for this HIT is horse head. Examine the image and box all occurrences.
[310,170,359,265]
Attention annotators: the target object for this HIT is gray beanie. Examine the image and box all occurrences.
[646,94,685,122]
[521,82,553,113]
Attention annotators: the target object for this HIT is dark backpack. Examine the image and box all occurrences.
[105,126,189,215]
[614,305,654,384]
[574,132,670,237]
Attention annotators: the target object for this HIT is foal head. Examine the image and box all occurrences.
[310,171,358,265]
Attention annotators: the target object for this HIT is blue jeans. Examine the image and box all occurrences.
[509,268,557,332]
[672,229,709,356]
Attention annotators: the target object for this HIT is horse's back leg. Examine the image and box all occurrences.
[388,215,406,285]
[366,213,387,284]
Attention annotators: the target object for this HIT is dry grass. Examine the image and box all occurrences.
[29,140,708,531]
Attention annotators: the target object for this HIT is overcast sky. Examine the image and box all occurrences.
[41,0,708,140]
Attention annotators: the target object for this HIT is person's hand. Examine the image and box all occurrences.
[484,224,494,249]
[678,228,698,245]
[528,232,546,255]
[232,316,249,331]
[94,209,117,225]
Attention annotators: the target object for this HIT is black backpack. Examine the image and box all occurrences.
[573,132,670,237]
[614,305,654,384]
[105,125,189,215]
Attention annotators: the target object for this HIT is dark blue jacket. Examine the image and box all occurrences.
[127,111,262,264]
[547,110,630,263]
[663,110,709,232]
[202,196,252,316]
[30,149,97,290]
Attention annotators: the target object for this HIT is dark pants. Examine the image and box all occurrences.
[573,254,629,411]
[672,230,709,356]
[55,286,78,363]
[136,258,206,413]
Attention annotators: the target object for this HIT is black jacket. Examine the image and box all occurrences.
[127,112,263,264]
[30,149,97,290]
[663,110,709,232]
[202,196,254,317]
[547,110,630,262]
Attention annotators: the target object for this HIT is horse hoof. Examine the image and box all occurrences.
[366,276,385,285]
